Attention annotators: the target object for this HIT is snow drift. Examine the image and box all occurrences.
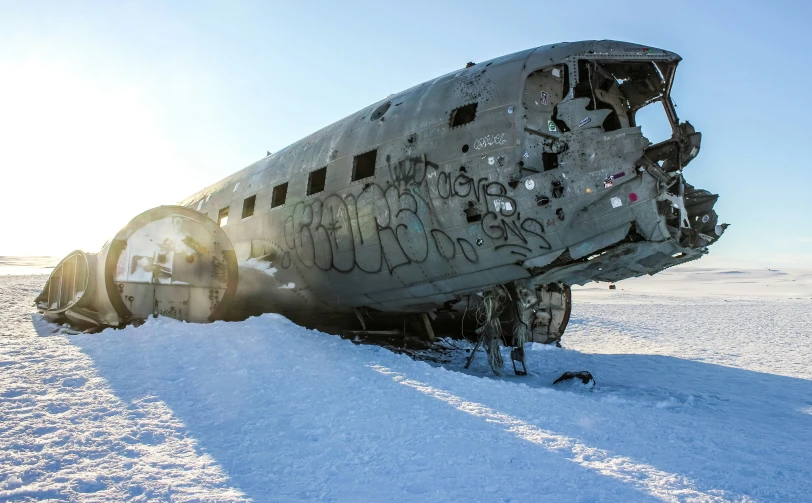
[1,271,811,501]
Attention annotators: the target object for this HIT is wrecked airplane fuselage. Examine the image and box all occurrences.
[39,40,726,372]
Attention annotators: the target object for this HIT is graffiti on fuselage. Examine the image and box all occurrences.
[280,155,552,273]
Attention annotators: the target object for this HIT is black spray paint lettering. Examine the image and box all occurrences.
[280,155,549,273]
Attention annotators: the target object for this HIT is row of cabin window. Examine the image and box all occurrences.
[214,101,485,226]
[216,148,378,227]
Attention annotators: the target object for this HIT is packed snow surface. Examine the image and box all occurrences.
[1,267,811,502]
[0,257,57,276]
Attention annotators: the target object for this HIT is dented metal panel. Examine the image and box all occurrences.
[41,40,726,348]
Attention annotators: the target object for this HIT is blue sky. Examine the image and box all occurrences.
[1,0,809,267]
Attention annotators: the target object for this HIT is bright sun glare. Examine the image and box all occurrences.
[0,60,190,257]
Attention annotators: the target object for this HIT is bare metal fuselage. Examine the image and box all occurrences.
[39,40,724,341]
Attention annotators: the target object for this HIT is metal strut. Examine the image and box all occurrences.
[463,332,484,369]
[510,347,527,375]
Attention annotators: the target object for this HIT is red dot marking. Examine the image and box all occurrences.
[629,192,638,202]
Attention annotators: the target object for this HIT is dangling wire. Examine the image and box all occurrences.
[512,298,530,349]
[474,286,509,373]
[460,294,471,340]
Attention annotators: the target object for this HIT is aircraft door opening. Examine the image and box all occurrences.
[522,64,567,136]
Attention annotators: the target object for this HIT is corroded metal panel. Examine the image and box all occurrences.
[43,40,726,333]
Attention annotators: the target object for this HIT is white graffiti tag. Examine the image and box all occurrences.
[473,133,508,150]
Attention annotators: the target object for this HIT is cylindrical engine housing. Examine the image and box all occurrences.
[38,206,238,327]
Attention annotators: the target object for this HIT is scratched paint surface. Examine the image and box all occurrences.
[279,156,551,275]
[168,41,708,317]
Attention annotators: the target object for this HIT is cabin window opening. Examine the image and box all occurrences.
[242,195,256,219]
[450,103,478,128]
[542,152,559,171]
[464,206,482,223]
[352,150,377,181]
[271,183,288,208]
[307,167,327,195]
[218,207,229,227]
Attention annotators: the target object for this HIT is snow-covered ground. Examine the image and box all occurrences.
[1,266,811,502]
[0,257,56,277]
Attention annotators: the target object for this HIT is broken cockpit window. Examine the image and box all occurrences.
[563,59,678,135]
[634,101,673,145]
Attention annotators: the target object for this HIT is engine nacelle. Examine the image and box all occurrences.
[37,206,238,328]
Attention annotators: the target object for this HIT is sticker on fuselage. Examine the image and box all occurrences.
[494,199,514,212]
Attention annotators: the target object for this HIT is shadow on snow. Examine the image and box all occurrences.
[51,315,812,502]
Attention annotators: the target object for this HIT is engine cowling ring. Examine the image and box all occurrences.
[103,205,238,324]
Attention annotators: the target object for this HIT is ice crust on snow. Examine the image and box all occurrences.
[0,269,811,501]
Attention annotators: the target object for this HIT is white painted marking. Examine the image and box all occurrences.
[474,133,508,150]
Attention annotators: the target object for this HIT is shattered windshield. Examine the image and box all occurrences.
[573,59,678,138]
[634,100,673,145]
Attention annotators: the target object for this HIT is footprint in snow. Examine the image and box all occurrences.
[61,377,88,388]
[46,403,70,414]
[74,478,107,493]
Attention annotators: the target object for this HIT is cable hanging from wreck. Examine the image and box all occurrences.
[474,286,510,373]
